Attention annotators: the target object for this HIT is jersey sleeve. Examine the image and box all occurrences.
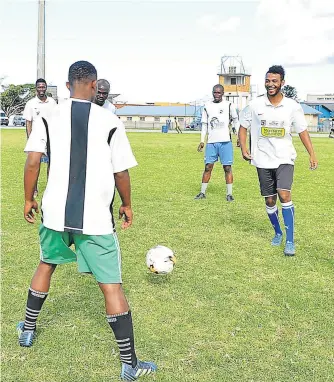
[292,103,307,133]
[109,120,138,173]
[24,116,47,154]
[23,100,33,121]
[239,105,252,130]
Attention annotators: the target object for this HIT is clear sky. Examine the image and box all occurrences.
[1,0,334,103]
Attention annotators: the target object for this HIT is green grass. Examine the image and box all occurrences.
[1,130,334,382]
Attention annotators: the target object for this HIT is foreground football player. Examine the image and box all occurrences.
[17,60,157,381]
[238,65,318,256]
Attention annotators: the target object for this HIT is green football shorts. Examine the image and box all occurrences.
[39,224,122,284]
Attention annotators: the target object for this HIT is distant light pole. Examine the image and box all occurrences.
[37,0,45,79]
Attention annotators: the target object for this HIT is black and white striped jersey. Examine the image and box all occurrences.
[24,98,137,235]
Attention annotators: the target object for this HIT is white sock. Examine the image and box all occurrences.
[226,183,233,196]
[201,183,208,194]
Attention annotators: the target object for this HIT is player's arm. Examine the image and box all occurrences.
[299,131,318,169]
[230,103,240,133]
[238,105,252,161]
[23,102,33,138]
[23,118,47,223]
[109,121,138,229]
[114,170,132,229]
[198,108,208,152]
[293,104,318,170]
[26,120,32,138]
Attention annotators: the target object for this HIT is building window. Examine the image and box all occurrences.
[231,77,237,85]
[140,117,145,121]
[178,118,184,122]
[229,66,236,74]
[154,117,160,122]
[127,117,132,121]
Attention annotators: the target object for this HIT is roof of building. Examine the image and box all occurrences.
[300,103,322,115]
[116,105,201,117]
[304,102,334,112]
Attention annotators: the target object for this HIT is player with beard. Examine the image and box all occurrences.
[94,79,116,114]
[238,65,318,256]
[194,84,240,202]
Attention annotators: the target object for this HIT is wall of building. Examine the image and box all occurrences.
[219,75,251,93]
[307,94,334,103]
[307,105,332,119]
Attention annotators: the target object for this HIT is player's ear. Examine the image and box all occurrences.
[281,79,285,87]
[66,82,70,91]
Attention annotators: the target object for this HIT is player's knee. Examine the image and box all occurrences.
[223,165,232,173]
[204,164,214,172]
[39,261,57,274]
[265,196,276,207]
[278,191,291,203]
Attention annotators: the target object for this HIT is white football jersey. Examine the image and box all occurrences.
[239,94,307,169]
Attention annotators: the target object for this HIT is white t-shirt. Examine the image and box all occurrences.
[239,95,307,169]
[102,99,116,114]
[24,99,137,235]
[23,96,57,122]
[201,100,240,143]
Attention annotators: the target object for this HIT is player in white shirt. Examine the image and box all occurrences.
[17,61,157,381]
[238,65,318,256]
[23,79,57,137]
[23,79,57,195]
[94,79,116,114]
[194,84,240,202]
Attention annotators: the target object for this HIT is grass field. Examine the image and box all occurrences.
[1,130,334,382]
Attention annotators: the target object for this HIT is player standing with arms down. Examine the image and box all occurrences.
[17,61,157,381]
[194,84,240,201]
[238,65,318,256]
[23,79,57,195]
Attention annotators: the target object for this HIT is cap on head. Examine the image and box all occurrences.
[68,60,97,86]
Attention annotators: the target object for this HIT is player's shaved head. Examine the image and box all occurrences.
[97,79,110,90]
[95,79,111,106]
[213,84,224,92]
[212,84,224,103]
[66,60,97,101]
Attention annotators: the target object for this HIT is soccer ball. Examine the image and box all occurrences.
[146,245,176,275]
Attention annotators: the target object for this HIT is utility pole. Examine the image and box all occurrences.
[37,0,45,79]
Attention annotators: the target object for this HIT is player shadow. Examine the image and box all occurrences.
[145,272,172,285]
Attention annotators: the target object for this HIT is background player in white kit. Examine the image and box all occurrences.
[94,79,116,114]
[195,84,240,202]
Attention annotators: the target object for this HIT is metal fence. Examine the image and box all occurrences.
[122,121,200,131]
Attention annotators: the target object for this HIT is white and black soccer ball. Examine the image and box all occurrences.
[146,245,176,275]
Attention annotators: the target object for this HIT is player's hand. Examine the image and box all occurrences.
[197,142,204,152]
[24,200,39,224]
[241,149,252,161]
[309,155,318,170]
[119,205,133,230]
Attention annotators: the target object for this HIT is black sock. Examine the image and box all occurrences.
[23,288,48,331]
[107,311,138,367]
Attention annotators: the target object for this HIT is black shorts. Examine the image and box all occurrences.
[256,164,294,197]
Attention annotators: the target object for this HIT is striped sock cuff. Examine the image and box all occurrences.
[266,205,278,214]
[281,201,293,209]
[29,288,48,299]
[106,311,129,323]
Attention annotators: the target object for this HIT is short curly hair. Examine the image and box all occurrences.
[267,65,285,80]
[68,61,97,85]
